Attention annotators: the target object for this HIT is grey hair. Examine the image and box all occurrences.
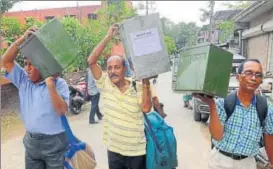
[107,55,126,67]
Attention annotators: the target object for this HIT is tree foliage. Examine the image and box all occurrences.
[1,1,137,72]
[164,36,177,55]
[1,16,22,43]
[161,17,199,50]
[216,20,235,43]
[1,1,178,71]
[0,0,19,16]
[216,1,252,43]
[222,1,252,9]
[1,16,44,66]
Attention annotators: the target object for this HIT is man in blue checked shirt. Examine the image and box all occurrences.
[2,27,69,169]
[195,59,273,169]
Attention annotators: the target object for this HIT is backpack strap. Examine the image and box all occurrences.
[224,91,237,122]
[131,80,162,151]
[256,95,268,128]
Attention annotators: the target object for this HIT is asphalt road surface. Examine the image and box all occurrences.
[1,72,211,169]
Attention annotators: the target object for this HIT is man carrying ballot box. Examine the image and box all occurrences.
[2,27,69,169]
[88,25,153,169]
[194,59,273,169]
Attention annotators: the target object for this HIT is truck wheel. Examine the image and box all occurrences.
[193,99,201,121]
[202,113,210,122]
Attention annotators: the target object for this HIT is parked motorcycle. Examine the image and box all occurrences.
[69,75,90,115]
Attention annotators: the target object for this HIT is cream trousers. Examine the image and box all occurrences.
[208,148,257,169]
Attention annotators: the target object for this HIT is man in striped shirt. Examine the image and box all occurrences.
[87,25,152,169]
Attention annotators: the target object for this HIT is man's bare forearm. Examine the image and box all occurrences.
[265,134,273,165]
[142,80,152,113]
[2,36,25,63]
[88,36,111,66]
[153,97,166,118]
[209,102,224,141]
[2,37,25,72]
[87,36,111,79]
[47,83,67,115]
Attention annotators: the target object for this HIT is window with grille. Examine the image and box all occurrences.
[87,13,97,20]
[45,16,55,21]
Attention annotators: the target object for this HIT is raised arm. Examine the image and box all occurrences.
[87,25,118,80]
[142,79,152,113]
[193,94,224,141]
[208,100,224,141]
[2,26,38,73]
[46,77,69,116]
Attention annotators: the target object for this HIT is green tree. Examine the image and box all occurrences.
[174,22,199,49]
[164,36,177,55]
[1,16,22,43]
[61,0,137,71]
[1,17,44,66]
[216,20,235,43]
[222,1,253,9]
[0,0,20,16]
[216,1,252,43]
[161,17,200,50]
[160,17,176,37]
[23,17,44,30]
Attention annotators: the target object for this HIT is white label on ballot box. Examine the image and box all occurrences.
[130,27,162,56]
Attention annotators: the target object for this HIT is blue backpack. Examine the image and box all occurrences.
[144,111,178,169]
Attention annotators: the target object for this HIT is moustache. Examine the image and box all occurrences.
[110,74,119,78]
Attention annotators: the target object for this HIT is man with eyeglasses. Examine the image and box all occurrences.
[194,59,273,169]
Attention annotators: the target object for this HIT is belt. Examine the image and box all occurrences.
[216,148,248,160]
[27,131,65,140]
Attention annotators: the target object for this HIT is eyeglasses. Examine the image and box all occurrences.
[241,70,263,79]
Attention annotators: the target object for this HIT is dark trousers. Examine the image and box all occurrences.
[23,132,68,169]
[89,93,103,122]
[107,150,146,169]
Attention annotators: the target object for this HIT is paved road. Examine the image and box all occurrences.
[1,72,211,169]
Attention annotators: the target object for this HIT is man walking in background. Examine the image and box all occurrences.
[87,69,103,124]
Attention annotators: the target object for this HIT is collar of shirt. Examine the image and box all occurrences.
[109,77,135,95]
[35,78,59,86]
[235,92,257,106]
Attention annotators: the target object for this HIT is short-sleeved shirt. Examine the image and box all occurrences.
[5,62,70,135]
[212,95,273,156]
[95,73,146,156]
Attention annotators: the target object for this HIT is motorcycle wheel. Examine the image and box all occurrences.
[69,101,82,115]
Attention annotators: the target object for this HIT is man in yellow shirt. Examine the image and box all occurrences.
[87,25,152,169]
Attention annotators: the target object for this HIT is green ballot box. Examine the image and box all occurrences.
[173,43,233,97]
[20,18,79,78]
